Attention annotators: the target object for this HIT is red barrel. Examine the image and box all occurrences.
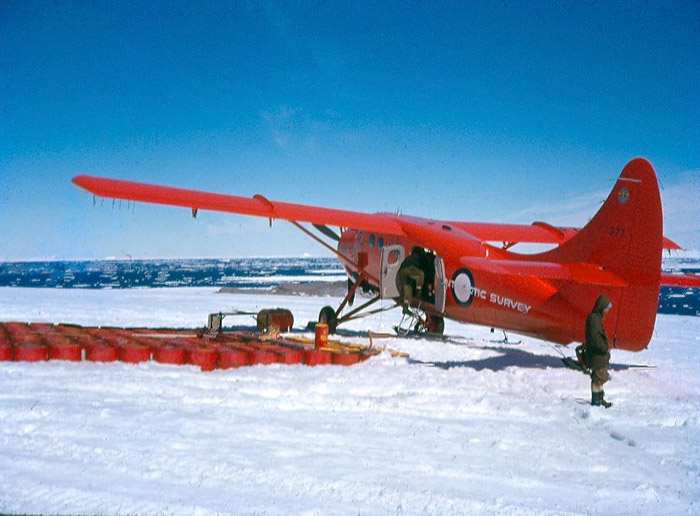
[11,333,44,345]
[3,322,31,336]
[75,336,100,351]
[186,347,218,372]
[0,342,12,361]
[154,345,186,365]
[49,343,82,361]
[256,309,294,332]
[129,336,159,353]
[86,345,118,363]
[44,334,72,346]
[218,348,249,369]
[332,352,361,366]
[248,346,277,365]
[14,343,48,362]
[54,325,83,337]
[119,344,151,364]
[314,323,328,349]
[303,349,332,366]
[29,323,54,334]
[91,328,127,348]
[270,346,303,365]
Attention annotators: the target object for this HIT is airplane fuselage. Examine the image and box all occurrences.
[337,228,586,346]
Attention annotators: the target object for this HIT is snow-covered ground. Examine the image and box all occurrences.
[1,287,698,515]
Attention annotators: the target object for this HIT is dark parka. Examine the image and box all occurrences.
[584,294,611,370]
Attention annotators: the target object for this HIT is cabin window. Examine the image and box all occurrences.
[377,237,384,249]
[387,249,400,265]
[369,234,376,248]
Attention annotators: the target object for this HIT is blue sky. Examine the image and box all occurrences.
[1,0,698,260]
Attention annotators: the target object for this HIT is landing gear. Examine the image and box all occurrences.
[489,329,521,345]
[290,222,391,334]
[426,314,445,334]
[397,304,445,336]
[318,305,338,333]
[315,273,389,334]
[347,279,355,306]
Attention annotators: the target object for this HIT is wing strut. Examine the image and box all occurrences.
[313,224,341,241]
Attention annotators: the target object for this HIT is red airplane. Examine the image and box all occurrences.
[72,158,699,352]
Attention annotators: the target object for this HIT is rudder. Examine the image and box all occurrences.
[538,158,663,350]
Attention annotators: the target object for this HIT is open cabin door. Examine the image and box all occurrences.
[434,256,446,313]
[379,245,405,299]
[380,246,446,313]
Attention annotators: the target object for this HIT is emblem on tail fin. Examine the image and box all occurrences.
[617,187,630,204]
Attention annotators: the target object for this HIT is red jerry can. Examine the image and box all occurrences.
[314,323,328,349]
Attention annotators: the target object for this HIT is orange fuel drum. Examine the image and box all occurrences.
[256,309,294,332]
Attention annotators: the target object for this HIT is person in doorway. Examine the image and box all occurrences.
[585,294,613,408]
[398,247,425,314]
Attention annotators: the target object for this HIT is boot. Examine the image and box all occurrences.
[599,390,613,408]
[591,391,612,408]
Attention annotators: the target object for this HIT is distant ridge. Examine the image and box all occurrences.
[0,257,697,316]
[0,257,343,289]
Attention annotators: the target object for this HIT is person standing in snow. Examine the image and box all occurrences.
[585,294,613,408]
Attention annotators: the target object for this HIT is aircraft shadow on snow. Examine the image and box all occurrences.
[409,345,636,373]
[225,325,639,373]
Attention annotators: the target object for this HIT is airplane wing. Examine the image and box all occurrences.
[73,175,682,249]
[73,175,697,289]
[72,175,405,236]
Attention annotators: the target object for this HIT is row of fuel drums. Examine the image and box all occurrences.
[0,322,370,371]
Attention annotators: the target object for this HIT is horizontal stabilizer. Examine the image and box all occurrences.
[660,273,700,289]
[460,257,627,287]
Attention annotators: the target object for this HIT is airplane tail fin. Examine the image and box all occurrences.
[536,158,663,351]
